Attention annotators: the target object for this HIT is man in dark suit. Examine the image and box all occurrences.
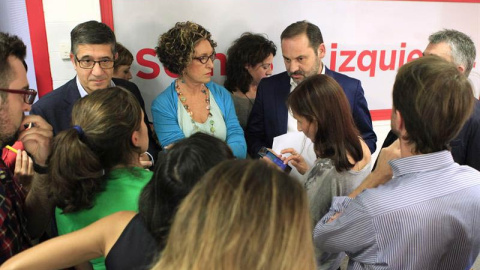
[31,21,159,164]
[376,29,480,171]
[246,21,376,157]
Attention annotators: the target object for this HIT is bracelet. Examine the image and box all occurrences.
[33,162,48,174]
[144,152,154,167]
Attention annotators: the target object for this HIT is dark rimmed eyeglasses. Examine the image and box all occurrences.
[75,55,115,69]
[192,52,216,64]
[0,88,37,104]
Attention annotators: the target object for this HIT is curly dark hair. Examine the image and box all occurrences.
[224,33,276,94]
[49,87,143,213]
[155,21,217,75]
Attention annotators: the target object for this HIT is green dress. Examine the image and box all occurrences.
[55,167,152,270]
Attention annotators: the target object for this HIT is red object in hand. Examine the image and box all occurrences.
[2,141,24,171]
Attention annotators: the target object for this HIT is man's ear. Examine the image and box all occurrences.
[393,110,406,136]
[114,52,119,61]
[317,43,326,59]
[70,53,76,69]
[457,65,465,74]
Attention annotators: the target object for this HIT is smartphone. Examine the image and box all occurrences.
[258,147,292,173]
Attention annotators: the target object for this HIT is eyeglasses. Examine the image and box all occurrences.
[75,55,115,69]
[0,88,37,104]
[192,52,216,64]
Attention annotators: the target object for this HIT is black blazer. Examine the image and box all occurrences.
[246,69,377,157]
[31,77,160,160]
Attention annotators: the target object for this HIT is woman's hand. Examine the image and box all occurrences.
[259,148,283,171]
[14,150,34,188]
[281,148,309,175]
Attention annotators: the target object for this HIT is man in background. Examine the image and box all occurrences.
[377,29,479,171]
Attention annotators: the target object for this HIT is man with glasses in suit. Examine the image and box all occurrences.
[31,20,159,166]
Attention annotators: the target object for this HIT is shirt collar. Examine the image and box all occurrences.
[75,76,116,97]
[390,150,455,177]
[289,62,326,89]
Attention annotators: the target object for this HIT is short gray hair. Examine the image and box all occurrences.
[429,29,476,76]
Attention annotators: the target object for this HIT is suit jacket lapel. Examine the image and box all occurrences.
[64,77,81,104]
[64,77,82,118]
[276,72,291,135]
[325,66,334,78]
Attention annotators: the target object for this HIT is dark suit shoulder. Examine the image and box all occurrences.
[471,100,480,122]
[30,78,80,135]
[112,78,151,124]
[257,71,290,92]
[326,68,361,88]
[458,100,480,134]
[113,78,139,90]
[113,78,144,103]
[457,99,480,142]
[325,68,359,82]
[32,78,79,111]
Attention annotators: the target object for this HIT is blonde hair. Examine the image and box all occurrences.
[152,160,316,270]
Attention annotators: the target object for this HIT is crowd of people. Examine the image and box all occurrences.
[0,17,479,270]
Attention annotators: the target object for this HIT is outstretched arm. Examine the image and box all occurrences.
[0,211,135,270]
[348,139,400,199]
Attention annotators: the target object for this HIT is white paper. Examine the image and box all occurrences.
[272,132,317,180]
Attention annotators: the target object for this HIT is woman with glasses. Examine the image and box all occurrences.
[151,21,246,158]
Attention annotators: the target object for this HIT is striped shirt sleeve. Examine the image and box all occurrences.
[313,195,378,263]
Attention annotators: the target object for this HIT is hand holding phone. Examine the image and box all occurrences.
[280,148,309,175]
[258,147,292,173]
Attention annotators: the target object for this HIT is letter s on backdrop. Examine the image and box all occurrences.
[136,48,160,79]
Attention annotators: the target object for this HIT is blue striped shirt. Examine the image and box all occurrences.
[313,151,480,270]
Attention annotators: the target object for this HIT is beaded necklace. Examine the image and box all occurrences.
[175,79,215,134]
